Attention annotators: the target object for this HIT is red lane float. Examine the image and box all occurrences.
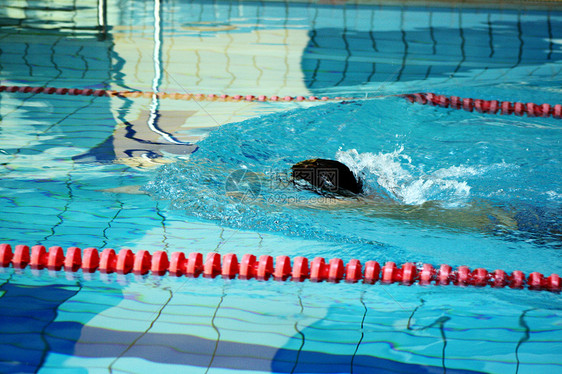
[0,244,559,292]
[403,92,562,119]
[275,255,292,280]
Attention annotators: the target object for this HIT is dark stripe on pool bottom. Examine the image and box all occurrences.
[43,322,484,374]
[0,283,86,374]
[0,283,484,373]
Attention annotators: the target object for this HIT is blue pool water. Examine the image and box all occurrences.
[1,0,562,373]
[146,97,562,272]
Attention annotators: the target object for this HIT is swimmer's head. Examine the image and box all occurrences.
[291,158,362,196]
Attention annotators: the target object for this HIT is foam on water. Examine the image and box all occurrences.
[336,147,473,207]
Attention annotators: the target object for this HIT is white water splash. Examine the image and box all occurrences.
[336,148,472,206]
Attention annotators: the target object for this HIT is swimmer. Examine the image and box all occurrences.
[291,159,560,242]
[291,158,362,196]
[105,158,559,243]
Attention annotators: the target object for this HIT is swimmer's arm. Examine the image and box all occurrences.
[100,185,147,195]
[289,195,391,210]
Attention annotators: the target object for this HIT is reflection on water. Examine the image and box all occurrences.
[302,18,562,93]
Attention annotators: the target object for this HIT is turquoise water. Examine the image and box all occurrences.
[1,0,562,373]
[146,98,562,273]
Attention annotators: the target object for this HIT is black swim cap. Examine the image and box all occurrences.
[291,158,362,195]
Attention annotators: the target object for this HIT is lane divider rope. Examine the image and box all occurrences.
[0,84,337,102]
[403,92,562,119]
[2,84,561,119]
[1,244,560,292]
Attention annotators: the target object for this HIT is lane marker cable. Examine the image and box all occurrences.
[403,92,562,119]
[2,85,561,119]
[1,243,559,292]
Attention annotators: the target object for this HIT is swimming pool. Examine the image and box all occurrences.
[1,0,561,372]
